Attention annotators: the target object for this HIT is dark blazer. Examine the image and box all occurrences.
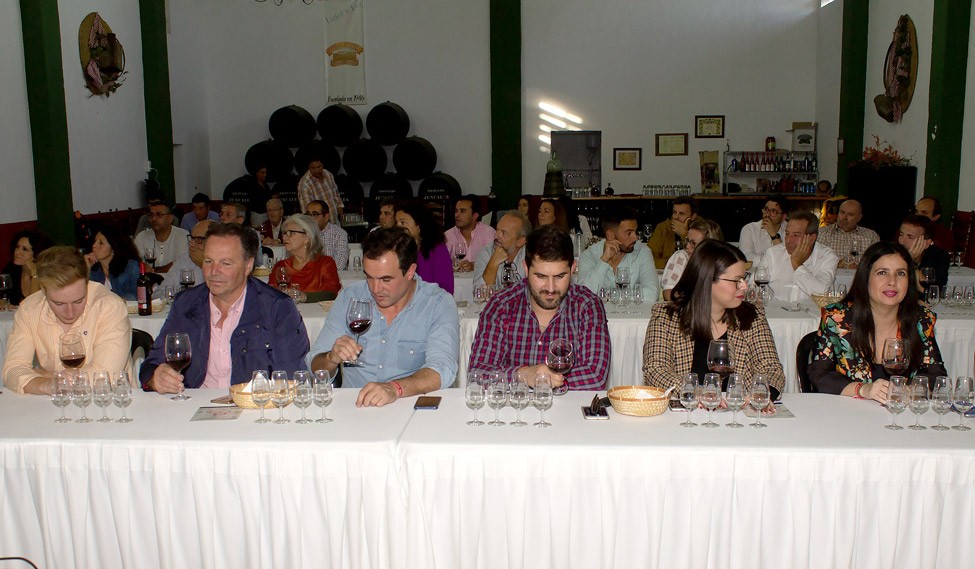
[139,278,309,389]
[919,245,950,288]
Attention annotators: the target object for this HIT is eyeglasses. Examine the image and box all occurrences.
[186,235,206,245]
[762,207,782,215]
[305,211,324,217]
[716,272,750,286]
[282,229,307,237]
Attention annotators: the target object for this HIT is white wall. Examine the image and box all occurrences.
[959,6,975,212]
[168,0,491,200]
[521,0,822,196]
[0,2,38,224]
[816,0,843,185]
[861,2,934,198]
[59,0,148,213]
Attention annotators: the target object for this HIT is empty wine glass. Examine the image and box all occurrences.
[952,376,973,431]
[952,286,964,305]
[725,373,745,428]
[882,338,908,377]
[293,370,313,424]
[179,268,195,291]
[926,285,940,306]
[633,287,645,305]
[313,370,334,423]
[749,374,770,429]
[532,374,553,428]
[92,371,114,423]
[679,373,699,428]
[546,338,573,396]
[908,377,929,431]
[0,273,11,310]
[465,382,486,426]
[113,372,133,423]
[270,371,291,424]
[473,284,489,313]
[163,286,175,304]
[487,379,508,426]
[509,378,530,427]
[701,373,721,428]
[352,256,362,273]
[164,332,192,401]
[965,286,975,307]
[885,375,907,430]
[940,286,952,306]
[835,284,848,297]
[344,298,372,367]
[251,371,271,424]
[930,375,953,431]
[72,371,92,423]
[52,371,72,423]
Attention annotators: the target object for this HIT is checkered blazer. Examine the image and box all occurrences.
[643,301,785,393]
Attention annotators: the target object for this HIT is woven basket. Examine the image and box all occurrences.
[607,386,669,417]
[229,380,294,409]
[810,294,842,309]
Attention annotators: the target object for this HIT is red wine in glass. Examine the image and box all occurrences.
[344,298,372,367]
[164,332,193,400]
[349,319,372,335]
[167,356,192,373]
[707,340,734,378]
[59,332,86,370]
[61,355,86,369]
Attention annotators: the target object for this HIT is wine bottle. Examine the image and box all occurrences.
[137,262,153,316]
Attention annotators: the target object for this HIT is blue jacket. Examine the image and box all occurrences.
[139,278,310,389]
[90,259,141,301]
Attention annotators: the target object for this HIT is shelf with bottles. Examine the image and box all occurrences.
[725,150,817,175]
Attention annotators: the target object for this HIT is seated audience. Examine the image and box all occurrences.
[309,227,459,407]
[85,224,141,301]
[246,164,273,227]
[135,201,189,273]
[268,214,341,297]
[914,196,955,252]
[648,196,698,269]
[643,240,785,402]
[470,226,610,390]
[661,218,723,301]
[2,229,53,306]
[809,241,947,399]
[738,196,789,261]
[445,194,495,272]
[819,196,843,227]
[756,211,838,301]
[180,192,220,232]
[535,199,570,232]
[306,200,350,270]
[557,195,593,242]
[396,200,454,294]
[578,206,660,302]
[473,211,532,287]
[258,198,287,245]
[3,246,131,395]
[375,198,402,231]
[154,219,210,299]
[516,195,530,218]
[817,199,879,268]
[140,223,308,393]
[898,214,949,288]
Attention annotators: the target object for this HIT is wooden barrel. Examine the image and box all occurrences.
[268,105,317,148]
[392,136,437,181]
[418,172,461,202]
[295,141,341,176]
[271,174,301,215]
[342,138,387,183]
[244,140,293,183]
[370,172,414,200]
[335,174,365,214]
[366,102,410,146]
[317,104,362,147]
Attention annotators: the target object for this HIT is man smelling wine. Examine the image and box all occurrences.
[2,246,131,395]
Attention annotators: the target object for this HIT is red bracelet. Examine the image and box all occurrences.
[854,382,864,399]
[390,381,403,398]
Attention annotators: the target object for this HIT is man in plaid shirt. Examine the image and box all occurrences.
[469,226,610,390]
[307,200,350,270]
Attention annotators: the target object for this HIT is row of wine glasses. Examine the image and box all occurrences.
[465,375,553,428]
[52,370,132,423]
[679,372,771,428]
[885,375,972,431]
[249,369,334,424]
[598,283,645,310]
[925,285,975,307]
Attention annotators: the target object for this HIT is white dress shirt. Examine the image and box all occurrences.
[757,242,839,301]
[738,219,787,262]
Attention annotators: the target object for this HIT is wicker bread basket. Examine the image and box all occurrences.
[810,293,843,309]
[229,380,294,409]
[607,386,669,417]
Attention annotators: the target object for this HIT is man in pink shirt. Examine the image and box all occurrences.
[444,195,495,272]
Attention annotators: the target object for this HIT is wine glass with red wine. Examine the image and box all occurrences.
[707,339,735,381]
[546,338,573,395]
[344,298,372,367]
[164,332,193,401]
[60,332,86,370]
[882,338,908,377]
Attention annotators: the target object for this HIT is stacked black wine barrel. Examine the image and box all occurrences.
[232,102,462,225]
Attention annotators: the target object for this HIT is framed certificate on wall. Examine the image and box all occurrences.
[655,133,688,156]
[695,115,725,138]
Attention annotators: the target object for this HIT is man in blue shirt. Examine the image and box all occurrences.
[309,227,459,407]
[577,206,660,301]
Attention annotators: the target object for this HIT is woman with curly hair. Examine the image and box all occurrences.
[395,200,453,294]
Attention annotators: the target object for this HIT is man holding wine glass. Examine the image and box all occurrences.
[308,227,459,407]
[134,202,189,274]
[445,195,495,273]
[3,247,131,395]
[755,211,838,301]
[140,223,309,394]
[469,226,610,390]
[153,220,210,299]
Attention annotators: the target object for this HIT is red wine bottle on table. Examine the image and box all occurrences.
[137,262,153,316]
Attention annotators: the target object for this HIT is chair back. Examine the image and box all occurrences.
[796,331,819,393]
[131,328,154,374]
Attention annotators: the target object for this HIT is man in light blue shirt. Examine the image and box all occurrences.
[472,211,531,287]
[308,227,459,407]
[577,206,660,302]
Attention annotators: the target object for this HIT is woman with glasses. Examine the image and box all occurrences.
[268,214,341,298]
[395,200,454,294]
[643,240,784,401]
[84,224,141,300]
[660,218,723,301]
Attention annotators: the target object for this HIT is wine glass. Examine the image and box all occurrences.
[885,375,907,430]
[0,273,12,310]
[753,265,773,301]
[351,256,362,273]
[940,286,952,306]
[72,371,92,423]
[60,332,86,370]
[275,265,290,292]
[51,371,72,423]
[701,373,721,428]
[848,240,861,268]
[509,378,530,427]
[908,377,929,431]
[532,374,553,428]
[179,268,195,291]
[679,373,699,428]
[143,247,156,270]
[965,286,975,307]
[725,373,745,428]
[113,371,133,423]
[707,339,734,377]
[312,370,334,423]
[501,263,518,287]
[749,374,770,429]
[92,371,114,423]
[835,284,848,297]
[926,285,940,306]
[930,375,953,431]
[270,370,291,424]
[919,267,935,291]
[293,370,313,424]
[473,284,489,313]
[452,242,467,270]
[616,267,631,303]
[952,376,973,431]
[486,379,508,426]
[344,298,372,367]
[632,287,645,305]
[465,382,486,426]
[251,371,271,424]
[598,285,610,304]
[546,338,573,396]
[164,332,192,401]
[952,286,964,306]
[163,286,175,304]
[882,339,908,377]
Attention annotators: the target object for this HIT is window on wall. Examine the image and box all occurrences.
[821,0,836,6]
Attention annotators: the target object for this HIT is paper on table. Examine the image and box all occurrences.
[191,406,243,421]
[742,403,796,419]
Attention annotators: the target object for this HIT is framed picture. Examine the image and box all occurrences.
[792,124,817,152]
[613,147,642,170]
[655,133,688,156]
[695,115,725,138]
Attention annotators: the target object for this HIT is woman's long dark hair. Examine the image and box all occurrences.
[537,199,570,232]
[667,240,756,342]
[9,229,54,259]
[396,200,445,258]
[841,241,925,373]
[92,224,139,278]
